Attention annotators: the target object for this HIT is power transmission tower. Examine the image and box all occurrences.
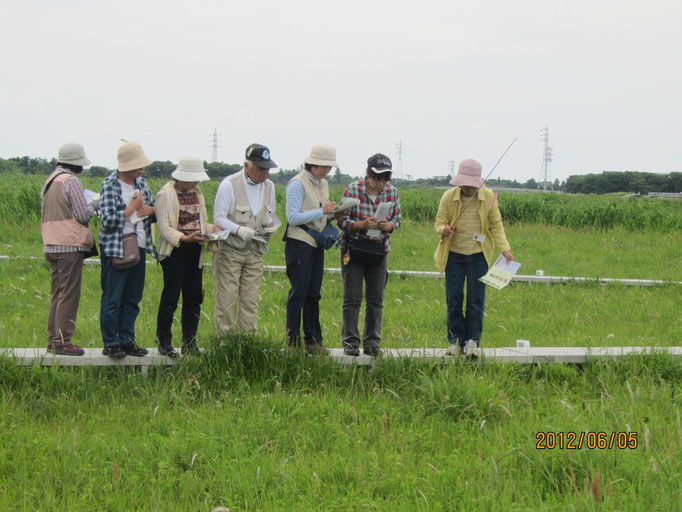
[210,128,221,163]
[447,160,456,177]
[538,125,553,191]
[395,140,405,181]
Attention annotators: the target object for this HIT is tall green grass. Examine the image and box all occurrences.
[2,174,681,232]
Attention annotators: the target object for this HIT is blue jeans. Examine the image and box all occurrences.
[100,249,146,348]
[445,252,488,346]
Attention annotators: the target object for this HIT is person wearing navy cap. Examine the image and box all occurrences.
[213,143,278,336]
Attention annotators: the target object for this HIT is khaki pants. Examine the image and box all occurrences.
[213,244,264,335]
[45,251,85,346]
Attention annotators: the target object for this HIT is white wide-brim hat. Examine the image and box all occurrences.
[118,141,152,172]
[449,159,486,188]
[172,156,210,182]
[304,144,339,167]
[58,142,91,166]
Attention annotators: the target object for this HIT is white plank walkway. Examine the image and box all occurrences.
[2,255,679,286]
[1,346,681,369]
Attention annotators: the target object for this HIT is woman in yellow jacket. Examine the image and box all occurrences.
[434,159,514,358]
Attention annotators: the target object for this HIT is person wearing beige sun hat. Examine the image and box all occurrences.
[434,158,514,359]
[40,142,97,356]
[284,144,341,355]
[154,157,221,357]
[99,140,158,360]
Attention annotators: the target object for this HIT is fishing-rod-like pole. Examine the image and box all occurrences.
[440,136,518,243]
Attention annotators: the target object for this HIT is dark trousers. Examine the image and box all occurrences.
[45,251,85,346]
[100,249,146,348]
[285,238,324,346]
[341,253,388,350]
[156,243,204,347]
[445,251,488,346]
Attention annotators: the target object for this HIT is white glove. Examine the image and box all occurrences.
[237,226,255,241]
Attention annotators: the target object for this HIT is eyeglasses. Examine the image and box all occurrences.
[369,173,391,182]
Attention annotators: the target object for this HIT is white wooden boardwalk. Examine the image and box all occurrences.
[1,346,680,370]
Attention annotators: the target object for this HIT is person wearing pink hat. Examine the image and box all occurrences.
[434,159,514,358]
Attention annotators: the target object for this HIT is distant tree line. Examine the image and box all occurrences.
[563,171,682,194]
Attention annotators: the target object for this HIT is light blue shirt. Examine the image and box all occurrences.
[285,172,325,226]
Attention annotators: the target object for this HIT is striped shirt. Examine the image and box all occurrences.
[285,172,325,226]
[449,195,483,254]
[338,179,401,254]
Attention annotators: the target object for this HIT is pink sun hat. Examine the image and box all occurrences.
[449,159,486,188]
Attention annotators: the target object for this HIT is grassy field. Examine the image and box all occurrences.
[1,173,681,510]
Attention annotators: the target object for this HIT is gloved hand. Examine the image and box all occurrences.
[89,198,100,211]
[237,226,255,241]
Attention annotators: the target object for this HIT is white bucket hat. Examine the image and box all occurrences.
[117,141,152,172]
[304,144,339,167]
[171,156,210,182]
[57,143,91,166]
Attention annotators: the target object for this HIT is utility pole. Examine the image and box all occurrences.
[538,125,553,191]
[395,140,405,181]
[210,128,220,163]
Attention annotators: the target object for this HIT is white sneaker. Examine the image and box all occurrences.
[445,344,460,356]
[462,340,481,359]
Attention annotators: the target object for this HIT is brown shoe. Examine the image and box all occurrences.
[47,342,85,356]
[305,343,329,356]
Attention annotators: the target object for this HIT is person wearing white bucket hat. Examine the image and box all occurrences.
[41,142,97,356]
[99,141,158,360]
[284,144,340,355]
[154,157,220,357]
[434,159,514,359]
[213,143,278,336]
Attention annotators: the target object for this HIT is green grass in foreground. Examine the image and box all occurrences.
[1,340,682,510]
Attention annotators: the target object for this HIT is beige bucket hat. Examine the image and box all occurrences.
[57,142,91,166]
[172,156,210,182]
[304,144,339,167]
[449,159,486,188]
[117,141,152,172]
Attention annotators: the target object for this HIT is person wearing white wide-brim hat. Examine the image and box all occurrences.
[155,156,220,357]
[212,143,279,336]
[41,142,97,356]
[283,144,341,354]
[434,158,514,359]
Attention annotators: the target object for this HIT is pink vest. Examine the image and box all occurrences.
[41,170,94,248]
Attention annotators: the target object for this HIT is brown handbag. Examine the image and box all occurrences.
[112,233,140,270]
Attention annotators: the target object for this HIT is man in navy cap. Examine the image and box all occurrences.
[213,143,278,335]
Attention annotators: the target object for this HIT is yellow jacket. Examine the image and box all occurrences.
[433,187,511,272]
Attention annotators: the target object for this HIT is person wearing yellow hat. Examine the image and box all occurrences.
[99,141,158,360]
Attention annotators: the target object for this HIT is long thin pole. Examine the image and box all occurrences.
[440,137,518,243]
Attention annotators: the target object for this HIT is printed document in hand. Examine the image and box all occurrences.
[83,189,99,204]
[254,211,282,243]
[479,255,521,289]
[366,201,393,239]
[205,230,230,241]
[328,197,360,217]
[122,190,148,225]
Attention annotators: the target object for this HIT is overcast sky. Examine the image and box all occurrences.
[1,0,680,181]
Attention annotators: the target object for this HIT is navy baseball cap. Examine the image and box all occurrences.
[367,153,392,174]
[245,143,277,169]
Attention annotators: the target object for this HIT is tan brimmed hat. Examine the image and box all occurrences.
[304,144,339,167]
[57,142,90,166]
[172,156,210,182]
[117,141,152,172]
[449,159,486,188]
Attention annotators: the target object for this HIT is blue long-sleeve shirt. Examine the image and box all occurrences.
[285,174,325,226]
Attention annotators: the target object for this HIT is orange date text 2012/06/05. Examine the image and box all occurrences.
[535,431,638,450]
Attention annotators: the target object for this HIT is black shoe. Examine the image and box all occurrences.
[103,345,126,360]
[158,343,179,359]
[363,346,381,357]
[122,340,148,357]
[181,339,201,356]
[343,347,360,356]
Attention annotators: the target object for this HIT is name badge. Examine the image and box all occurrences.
[473,233,486,242]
